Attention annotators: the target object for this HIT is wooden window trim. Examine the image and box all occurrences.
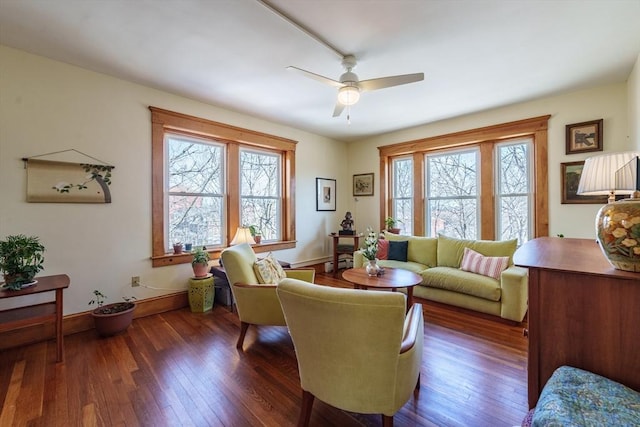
[150,107,297,267]
[379,115,549,238]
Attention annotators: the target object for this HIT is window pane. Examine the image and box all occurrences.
[169,195,223,247]
[497,142,531,244]
[426,150,479,239]
[167,135,224,249]
[168,137,223,194]
[240,150,281,241]
[499,195,529,243]
[392,157,413,234]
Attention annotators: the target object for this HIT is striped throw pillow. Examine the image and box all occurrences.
[460,247,509,280]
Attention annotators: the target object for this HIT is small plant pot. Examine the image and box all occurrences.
[173,244,183,254]
[192,262,210,278]
[253,235,261,244]
[91,302,136,337]
[387,228,401,234]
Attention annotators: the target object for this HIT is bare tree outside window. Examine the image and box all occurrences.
[497,141,532,245]
[392,157,413,234]
[167,136,224,249]
[426,150,479,239]
[240,150,281,241]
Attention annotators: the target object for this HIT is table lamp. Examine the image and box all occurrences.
[230,227,256,245]
[577,151,640,272]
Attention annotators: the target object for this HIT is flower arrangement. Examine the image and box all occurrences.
[361,227,379,261]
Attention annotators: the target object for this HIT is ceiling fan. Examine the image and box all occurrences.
[287,55,424,117]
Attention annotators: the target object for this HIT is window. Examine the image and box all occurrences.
[391,157,413,234]
[379,115,549,240]
[167,134,224,249]
[240,149,281,241]
[150,107,297,267]
[426,149,479,239]
[496,140,533,245]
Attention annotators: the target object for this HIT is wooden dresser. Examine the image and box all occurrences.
[514,237,640,408]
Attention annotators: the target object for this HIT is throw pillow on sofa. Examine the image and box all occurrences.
[377,239,389,260]
[460,247,509,280]
[388,240,408,262]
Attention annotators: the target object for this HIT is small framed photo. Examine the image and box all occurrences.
[561,161,608,204]
[565,119,603,155]
[353,173,374,196]
[316,178,336,211]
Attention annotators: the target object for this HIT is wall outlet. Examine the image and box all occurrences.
[131,276,140,287]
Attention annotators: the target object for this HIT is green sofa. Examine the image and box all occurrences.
[353,232,528,322]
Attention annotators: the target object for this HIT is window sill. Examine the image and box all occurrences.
[151,240,296,267]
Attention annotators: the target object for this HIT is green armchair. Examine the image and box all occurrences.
[220,243,315,350]
[277,278,423,427]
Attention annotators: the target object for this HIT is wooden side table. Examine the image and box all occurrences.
[330,234,360,277]
[0,274,70,362]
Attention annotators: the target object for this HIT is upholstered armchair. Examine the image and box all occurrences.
[277,278,423,427]
[220,243,315,350]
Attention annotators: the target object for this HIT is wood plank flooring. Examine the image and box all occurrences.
[0,272,528,427]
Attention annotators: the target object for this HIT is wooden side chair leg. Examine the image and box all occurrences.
[236,322,249,349]
[415,373,421,392]
[382,414,394,427]
[298,390,314,427]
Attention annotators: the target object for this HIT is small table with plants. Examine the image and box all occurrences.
[0,274,70,362]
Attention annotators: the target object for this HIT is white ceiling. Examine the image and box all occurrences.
[1,0,639,142]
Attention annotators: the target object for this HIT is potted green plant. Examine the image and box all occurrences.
[191,247,211,278]
[89,290,137,337]
[0,234,45,290]
[249,225,262,244]
[384,217,402,234]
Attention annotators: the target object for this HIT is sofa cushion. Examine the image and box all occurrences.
[383,231,437,267]
[460,247,509,279]
[388,240,408,261]
[422,266,501,301]
[377,239,389,260]
[437,234,517,268]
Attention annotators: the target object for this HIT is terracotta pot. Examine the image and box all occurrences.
[192,262,209,278]
[387,228,401,234]
[253,235,262,244]
[91,302,136,337]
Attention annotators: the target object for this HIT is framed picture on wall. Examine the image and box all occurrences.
[565,119,603,155]
[316,178,336,211]
[353,173,374,196]
[561,161,608,204]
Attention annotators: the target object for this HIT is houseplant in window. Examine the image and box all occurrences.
[249,225,262,244]
[89,290,136,337]
[385,217,402,234]
[191,247,211,278]
[362,228,381,276]
[0,234,45,290]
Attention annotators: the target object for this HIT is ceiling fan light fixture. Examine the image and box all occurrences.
[337,86,360,106]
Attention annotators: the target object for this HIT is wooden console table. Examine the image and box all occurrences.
[514,237,639,408]
[0,274,70,362]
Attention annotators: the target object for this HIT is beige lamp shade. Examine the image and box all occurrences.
[615,155,640,198]
[577,151,640,202]
[230,227,256,245]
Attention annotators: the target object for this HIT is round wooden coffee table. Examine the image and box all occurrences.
[342,267,422,310]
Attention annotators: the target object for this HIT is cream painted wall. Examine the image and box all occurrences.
[0,46,348,315]
[348,83,632,240]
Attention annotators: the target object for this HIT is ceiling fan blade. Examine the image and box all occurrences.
[287,66,344,87]
[332,102,345,117]
[358,73,424,91]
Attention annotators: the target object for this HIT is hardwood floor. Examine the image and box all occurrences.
[0,272,528,427]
